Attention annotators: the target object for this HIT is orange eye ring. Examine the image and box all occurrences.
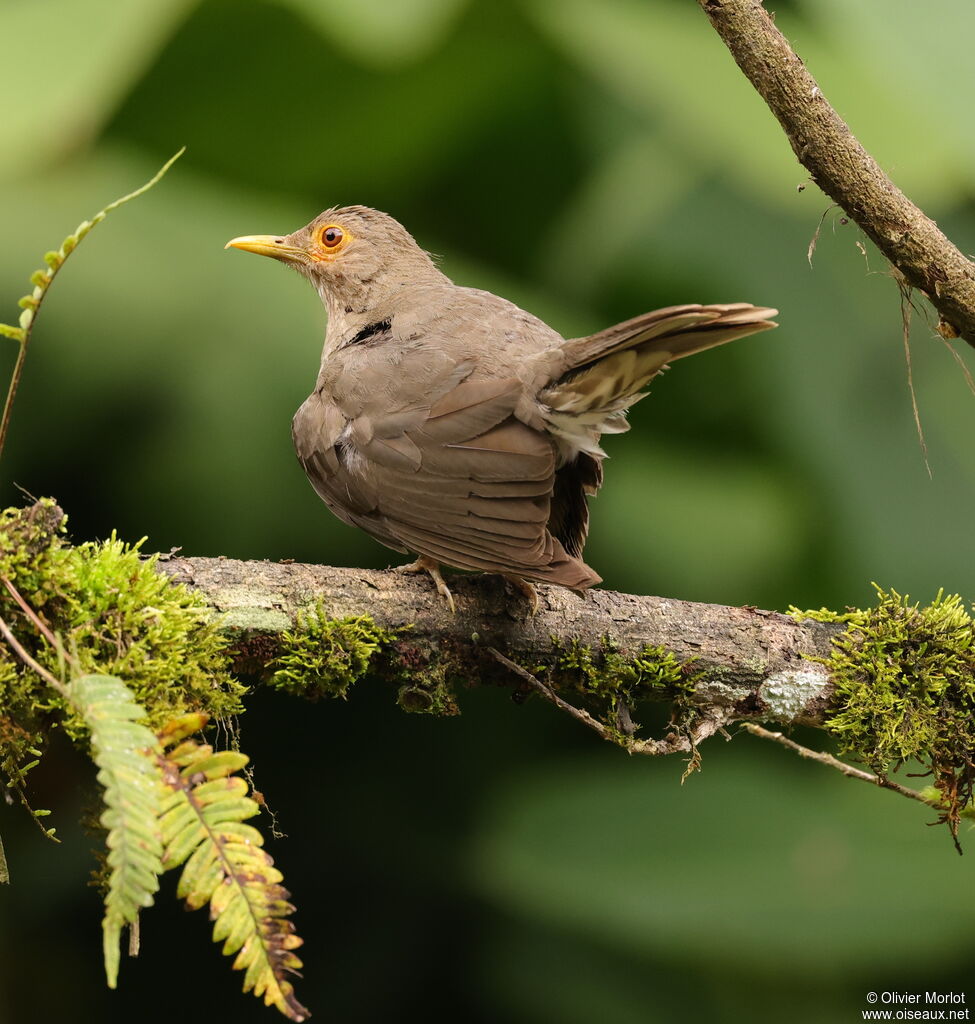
[319,225,345,249]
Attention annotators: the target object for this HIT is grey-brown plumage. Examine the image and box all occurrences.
[227,206,778,608]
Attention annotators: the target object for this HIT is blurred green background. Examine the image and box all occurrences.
[1,0,974,1021]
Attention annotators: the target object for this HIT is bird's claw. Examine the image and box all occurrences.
[502,574,539,615]
[398,556,456,613]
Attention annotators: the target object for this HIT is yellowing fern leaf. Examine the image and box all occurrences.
[69,673,164,989]
[158,719,309,1021]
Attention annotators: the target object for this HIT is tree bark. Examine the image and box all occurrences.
[697,0,975,347]
[159,555,840,731]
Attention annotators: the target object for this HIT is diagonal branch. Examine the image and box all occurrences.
[697,0,975,347]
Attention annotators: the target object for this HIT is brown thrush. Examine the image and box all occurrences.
[227,206,777,610]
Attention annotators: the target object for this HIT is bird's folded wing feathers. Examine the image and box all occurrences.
[292,374,600,587]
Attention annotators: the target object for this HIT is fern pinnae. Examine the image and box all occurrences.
[68,673,165,989]
[3,747,60,844]
[158,727,309,1021]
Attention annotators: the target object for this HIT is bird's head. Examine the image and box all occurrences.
[226,205,447,318]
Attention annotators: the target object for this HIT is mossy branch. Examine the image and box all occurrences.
[2,495,973,1010]
[3,497,971,835]
[159,555,975,832]
[696,0,975,347]
[159,553,841,728]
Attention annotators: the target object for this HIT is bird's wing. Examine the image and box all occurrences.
[292,370,600,588]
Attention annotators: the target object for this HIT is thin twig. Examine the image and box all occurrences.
[0,607,69,843]
[2,576,58,648]
[487,646,727,763]
[744,722,939,808]
[0,610,66,695]
[486,647,612,739]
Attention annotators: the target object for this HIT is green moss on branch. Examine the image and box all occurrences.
[536,637,701,745]
[271,605,396,700]
[268,604,463,715]
[793,587,975,837]
[0,500,244,810]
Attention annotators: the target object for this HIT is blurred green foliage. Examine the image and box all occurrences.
[1,1,973,1021]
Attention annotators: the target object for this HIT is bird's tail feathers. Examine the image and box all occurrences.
[540,303,777,456]
[560,303,778,371]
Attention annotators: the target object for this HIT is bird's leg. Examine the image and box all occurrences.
[502,574,539,616]
[398,555,456,613]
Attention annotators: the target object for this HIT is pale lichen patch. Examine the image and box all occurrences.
[219,608,292,634]
[759,665,830,723]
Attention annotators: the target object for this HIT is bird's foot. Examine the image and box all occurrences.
[398,555,456,613]
[502,574,539,616]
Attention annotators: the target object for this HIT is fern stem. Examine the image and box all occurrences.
[0,148,185,461]
[0,339,29,464]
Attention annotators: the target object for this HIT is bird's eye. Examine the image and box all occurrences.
[320,225,345,248]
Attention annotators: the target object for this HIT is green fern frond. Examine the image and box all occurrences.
[158,722,309,1021]
[0,149,184,458]
[0,149,185,345]
[68,673,165,989]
